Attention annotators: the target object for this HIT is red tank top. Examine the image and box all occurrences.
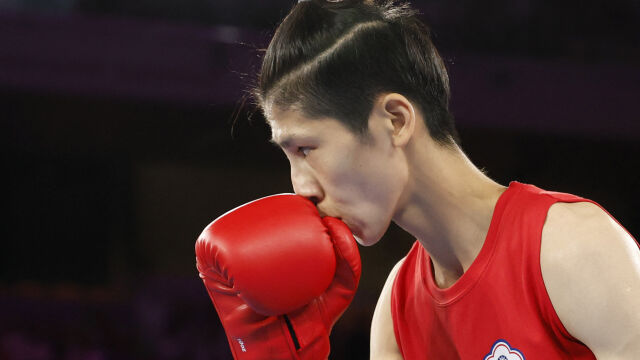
[390,181,634,359]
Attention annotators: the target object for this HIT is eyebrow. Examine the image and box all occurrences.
[269,137,292,149]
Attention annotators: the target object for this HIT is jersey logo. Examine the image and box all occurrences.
[484,339,525,360]
[234,337,247,352]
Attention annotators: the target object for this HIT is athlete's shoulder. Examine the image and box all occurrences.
[542,200,632,254]
[541,200,640,357]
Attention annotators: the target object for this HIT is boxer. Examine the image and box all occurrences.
[198,0,640,358]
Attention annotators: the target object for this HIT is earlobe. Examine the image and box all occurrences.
[381,93,415,147]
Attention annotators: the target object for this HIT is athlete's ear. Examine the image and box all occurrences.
[378,93,416,148]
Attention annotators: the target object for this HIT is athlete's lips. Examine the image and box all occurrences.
[317,207,339,220]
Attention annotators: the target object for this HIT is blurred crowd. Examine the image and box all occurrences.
[0,278,231,360]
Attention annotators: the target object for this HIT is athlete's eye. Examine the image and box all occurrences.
[298,147,312,157]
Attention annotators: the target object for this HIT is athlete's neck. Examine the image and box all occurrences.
[393,141,506,288]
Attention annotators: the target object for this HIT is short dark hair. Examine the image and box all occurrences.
[250,0,460,146]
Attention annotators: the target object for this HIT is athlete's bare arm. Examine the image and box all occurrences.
[541,201,640,359]
[370,257,406,360]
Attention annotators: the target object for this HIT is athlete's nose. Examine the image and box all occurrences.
[290,161,323,205]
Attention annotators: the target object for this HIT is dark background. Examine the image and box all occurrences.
[2,0,639,359]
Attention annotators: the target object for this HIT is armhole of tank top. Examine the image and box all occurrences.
[535,195,580,342]
[534,194,633,343]
[390,269,400,357]
[390,253,409,359]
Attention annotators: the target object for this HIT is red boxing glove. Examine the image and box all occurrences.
[195,194,361,359]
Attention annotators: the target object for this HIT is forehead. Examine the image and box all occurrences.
[265,105,308,137]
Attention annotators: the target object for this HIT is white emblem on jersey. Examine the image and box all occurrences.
[235,337,247,352]
[484,340,525,360]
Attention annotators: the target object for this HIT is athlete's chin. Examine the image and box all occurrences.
[350,225,372,246]
[341,216,387,246]
[354,227,385,247]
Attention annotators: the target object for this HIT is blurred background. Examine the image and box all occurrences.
[2,0,639,359]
